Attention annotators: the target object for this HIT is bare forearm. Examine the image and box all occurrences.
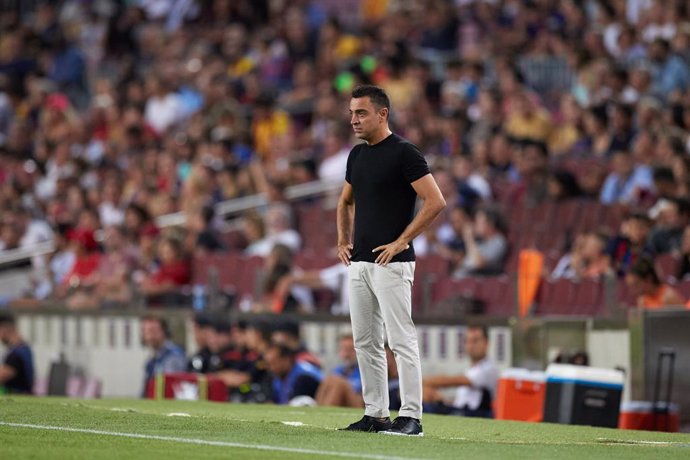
[396,198,445,246]
[423,374,472,388]
[216,370,251,388]
[337,201,354,244]
[0,365,16,383]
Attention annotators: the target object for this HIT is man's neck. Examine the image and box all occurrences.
[365,129,392,146]
[471,356,486,366]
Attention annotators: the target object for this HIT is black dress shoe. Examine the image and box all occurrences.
[339,415,393,432]
[379,416,424,437]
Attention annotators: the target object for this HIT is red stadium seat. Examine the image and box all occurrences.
[537,278,576,315]
[655,254,681,283]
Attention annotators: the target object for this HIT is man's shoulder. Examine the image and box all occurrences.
[163,341,186,357]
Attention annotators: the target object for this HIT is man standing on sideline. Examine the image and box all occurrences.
[0,312,34,394]
[337,85,446,436]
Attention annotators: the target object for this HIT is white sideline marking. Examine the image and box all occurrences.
[281,421,305,427]
[166,413,192,417]
[595,438,690,447]
[0,422,420,460]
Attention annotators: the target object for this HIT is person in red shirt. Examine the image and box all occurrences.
[55,228,101,299]
[138,236,190,297]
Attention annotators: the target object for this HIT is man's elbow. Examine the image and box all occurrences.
[433,195,447,215]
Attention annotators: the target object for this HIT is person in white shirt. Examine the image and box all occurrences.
[422,324,499,418]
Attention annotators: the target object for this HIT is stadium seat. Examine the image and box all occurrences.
[571,279,605,316]
[655,254,680,283]
[537,278,576,315]
[476,276,515,316]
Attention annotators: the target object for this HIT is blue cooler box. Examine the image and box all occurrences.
[543,364,624,428]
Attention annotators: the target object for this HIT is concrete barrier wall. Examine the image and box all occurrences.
[6,312,514,398]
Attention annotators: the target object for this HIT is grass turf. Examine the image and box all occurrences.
[1,396,689,459]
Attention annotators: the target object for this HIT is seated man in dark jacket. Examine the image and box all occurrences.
[0,312,34,394]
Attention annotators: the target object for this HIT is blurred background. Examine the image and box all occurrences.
[0,0,688,431]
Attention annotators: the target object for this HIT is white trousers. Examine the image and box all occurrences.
[348,261,422,419]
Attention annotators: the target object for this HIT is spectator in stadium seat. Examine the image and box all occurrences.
[0,312,34,394]
[273,261,349,315]
[255,243,314,314]
[625,258,685,309]
[137,236,191,299]
[453,206,508,278]
[318,123,351,183]
[582,106,613,158]
[54,228,101,300]
[422,325,498,418]
[504,91,552,144]
[186,202,224,256]
[244,203,301,257]
[552,231,611,280]
[65,225,137,309]
[141,315,186,396]
[547,170,583,202]
[607,212,653,277]
[648,38,690,99]
[241,210,266,255]
[512,140,550,206]
[647,197,690,255]
[600,150,654,205]
[265,342,322,406]
[315,333,363,408]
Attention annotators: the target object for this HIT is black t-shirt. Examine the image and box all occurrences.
[4,343,34,394]
[187,347,212,373]
[345,133,430,263]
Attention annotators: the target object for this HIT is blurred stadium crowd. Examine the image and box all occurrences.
[2,0,690,314]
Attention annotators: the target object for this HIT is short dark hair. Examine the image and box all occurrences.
[352,85,390,116]
[272,319,300,340]
[142,314,171,338]
[268,342,297,359]
[0,311,16,326]
[629,257,660,285]
[193,312,213,328]
[467,324,489,340]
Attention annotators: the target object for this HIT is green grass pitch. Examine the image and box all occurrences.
[1,397,689,459]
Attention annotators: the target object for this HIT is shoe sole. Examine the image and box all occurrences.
[379,431,424,437]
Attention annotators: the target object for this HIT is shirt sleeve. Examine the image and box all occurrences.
[4,350,22,375]
[161,353,188,374]
[345,146,358,184]
[402,142,431,183]
[478,236,508,265]
[465,361,499,391]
